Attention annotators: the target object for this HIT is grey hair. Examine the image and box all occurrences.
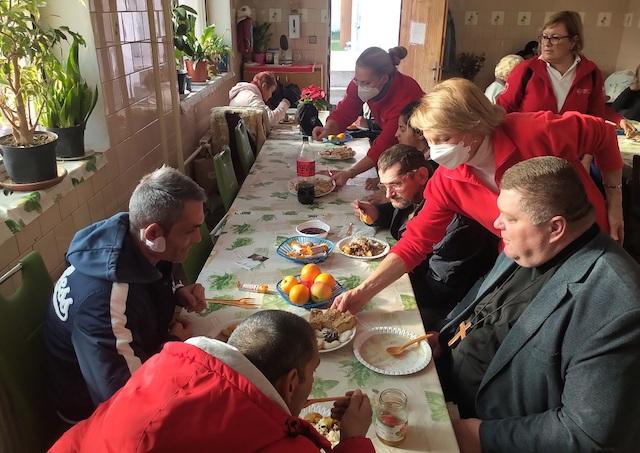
[228,310,316,384]
[128,166,206,232]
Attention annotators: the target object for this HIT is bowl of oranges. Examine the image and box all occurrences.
[323,131,352,145]
[276,263,345,309]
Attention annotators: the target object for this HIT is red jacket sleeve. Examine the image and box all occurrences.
[496,60,531,112]
[366,119,398,162]
[327,81,363,132]
[390,170,456,270]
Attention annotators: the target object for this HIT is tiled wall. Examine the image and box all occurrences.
[615,0,640,71]
[449,0,634,89]
[235,0,330,67]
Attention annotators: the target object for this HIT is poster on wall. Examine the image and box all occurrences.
[409,21,426,45]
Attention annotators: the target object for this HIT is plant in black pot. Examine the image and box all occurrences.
[296,84,329,136]
[0,1,73,184]
[172,2,197,93]
[40,35,98,159]
[252,22,272,64]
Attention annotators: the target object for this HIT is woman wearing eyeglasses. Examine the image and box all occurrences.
[311,46,425,187]
[497,11,636,136]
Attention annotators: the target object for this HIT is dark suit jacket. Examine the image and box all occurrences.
[446,232,640,452]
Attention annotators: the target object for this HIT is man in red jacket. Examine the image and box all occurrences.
[50,311,374,452]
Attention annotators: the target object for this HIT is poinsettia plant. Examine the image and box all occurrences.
[299,84,330,110]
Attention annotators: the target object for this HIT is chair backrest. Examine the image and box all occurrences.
[213,146,239,211]
[234,119,255,178]
[182,223,214,284]
[0,251,56,452]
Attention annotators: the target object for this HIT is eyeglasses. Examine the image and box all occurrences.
[537,34,572,45]
[377,170,417,191]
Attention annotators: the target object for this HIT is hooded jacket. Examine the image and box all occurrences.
[50,338,375,453]
[44,213,178,422]
[229,81,289,127]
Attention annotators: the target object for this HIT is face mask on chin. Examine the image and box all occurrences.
[357,84,380,102]
[428,141,472,169]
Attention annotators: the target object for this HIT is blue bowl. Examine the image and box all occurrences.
[276,236,334,264]
[323,131,353,145]
[276,275,346,309]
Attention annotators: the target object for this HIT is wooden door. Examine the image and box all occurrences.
[398,0,448,92]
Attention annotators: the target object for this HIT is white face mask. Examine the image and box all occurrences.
[428,141,472,169]
[357,84,380,102]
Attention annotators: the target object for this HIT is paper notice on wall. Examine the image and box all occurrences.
[409,21,426,45]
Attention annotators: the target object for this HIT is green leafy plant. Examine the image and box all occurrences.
[171,2,197,70]
[252,22,272,52]
[0,0,74,145]
[456,52,486,81]
[40,35,98,129]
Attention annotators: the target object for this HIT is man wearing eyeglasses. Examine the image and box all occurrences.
[351,145,498,329]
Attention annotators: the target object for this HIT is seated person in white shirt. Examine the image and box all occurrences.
[229,71,299,128]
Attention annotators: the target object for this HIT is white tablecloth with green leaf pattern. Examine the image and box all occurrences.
[183,133,460,452]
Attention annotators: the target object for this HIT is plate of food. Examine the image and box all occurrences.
[318,146,356,161]
[354,326,431,375]
[276,275,345,309]
[276,236,334,264]
[336,236,390,260]
[309,308,356,353]
[301,405,341,447]
[288,175,336,198]
[323,132,353,145]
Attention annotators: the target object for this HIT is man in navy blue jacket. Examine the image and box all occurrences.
[45,166,207,423]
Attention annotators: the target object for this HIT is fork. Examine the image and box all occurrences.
[205,298,258,309]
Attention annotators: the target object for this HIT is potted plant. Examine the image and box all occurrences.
[456,52,486,81]
[172,2,197,93]
[40,35,98,159]
[296,84,329,136]
[0,0,72,183]
[202,27,231,76]
[252,22,272,64]
[183,25,221,82]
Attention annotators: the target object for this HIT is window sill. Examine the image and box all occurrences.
[179,72,235,114]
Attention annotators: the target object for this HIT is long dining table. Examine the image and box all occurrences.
[184,123,460,452]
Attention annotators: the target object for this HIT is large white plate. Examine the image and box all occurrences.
[288,175,336,198]
[317,325,356,353]
[335,236,390,260]
[354,327,431,375]
[318,146,356,161]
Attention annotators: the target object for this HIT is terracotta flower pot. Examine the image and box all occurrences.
[253,52,266,64]
[186,60,208,82]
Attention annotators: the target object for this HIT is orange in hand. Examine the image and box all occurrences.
[314,273,336,289]
[280,275,299,294]
[289,284,310,305]
[300,263,322,283]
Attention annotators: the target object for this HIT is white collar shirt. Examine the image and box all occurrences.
[544,55,581,112]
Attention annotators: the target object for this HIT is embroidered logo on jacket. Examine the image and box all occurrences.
[53,265,76,321]
[576,88,592,95]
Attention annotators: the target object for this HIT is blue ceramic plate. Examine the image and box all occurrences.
[276,275,346,309]
[323,131,353,145]
[276,236,334,264]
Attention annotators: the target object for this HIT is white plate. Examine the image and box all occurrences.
[354,327,431,375]
[335,236,390,260]
[300,404,341,446]
[288,175,336,197]
[317,326,356,353]
[318,147,356,161]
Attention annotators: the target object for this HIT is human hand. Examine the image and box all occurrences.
[365,177,380,190]
[332,170,352,188]
[452,418,482,453]
[169,318,192,341]
[331,286,370,314]
[312,126,327,141]
[620,118,637,137]
[331,390,372,439]
[175,284,206,312]
[606,191,624,244]
[351,199,378,224]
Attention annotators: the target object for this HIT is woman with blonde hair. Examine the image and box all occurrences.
[312,46,424,187]
[332,77,624,314]
[497,11,635,135]
[484,54,523,103]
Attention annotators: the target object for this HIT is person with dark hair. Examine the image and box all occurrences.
[497,11,636,136]
[612,63,640,122]
[45,166,207,423]
[515,40,538,59]
[229,71,299,127]
[50,311,375,452]
[352,145,497,329]
[429,157,640,452]
[311,46,424,187]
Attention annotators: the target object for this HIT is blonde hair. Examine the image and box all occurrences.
[410,78,505,136]
[542,11,584,55]
[495,54,523,81]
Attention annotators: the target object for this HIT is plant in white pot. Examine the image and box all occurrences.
[40,34,98,159]
[0,0,72,183]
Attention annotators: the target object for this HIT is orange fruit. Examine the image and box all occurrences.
[314,273,336,289]
[289,284,310,305]
[280,275,299,294]
[310,282,332,302]
[300,263,322,283]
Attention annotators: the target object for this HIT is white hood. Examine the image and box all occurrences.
[229,82,261,102]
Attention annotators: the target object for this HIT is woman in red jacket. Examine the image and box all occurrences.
[497,11,635,136]
[312,46,424,187]
[333,78,623,314]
